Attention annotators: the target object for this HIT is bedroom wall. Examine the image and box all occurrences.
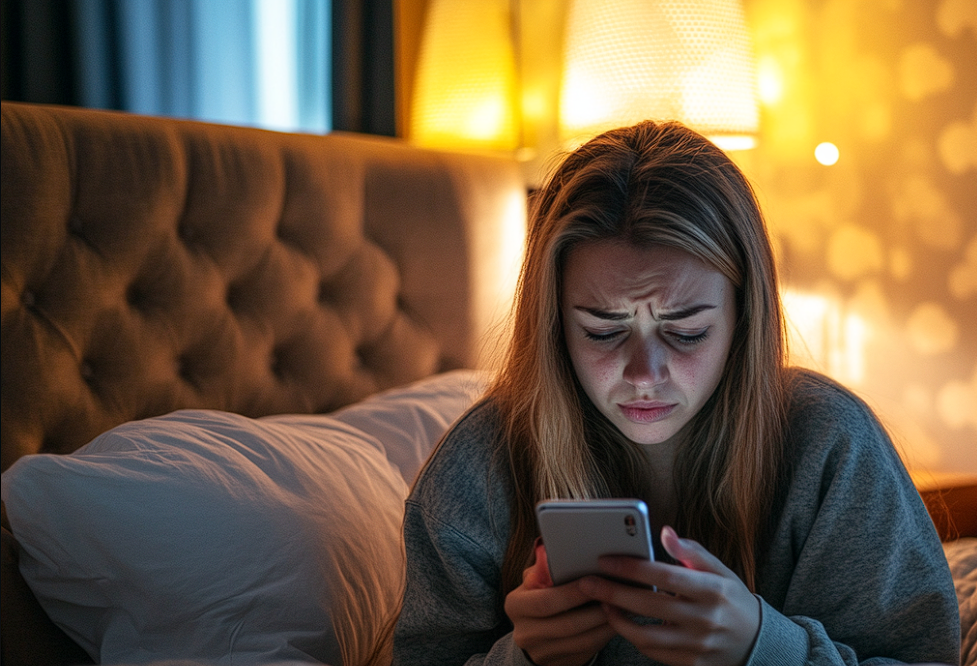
[739,0,976,478]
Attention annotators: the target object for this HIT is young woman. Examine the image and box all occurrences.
[391,121,959,665]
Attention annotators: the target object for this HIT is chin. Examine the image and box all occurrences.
[615,421,679,447]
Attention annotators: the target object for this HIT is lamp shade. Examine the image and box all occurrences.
[409,0,520,151]
[559,0,759,150]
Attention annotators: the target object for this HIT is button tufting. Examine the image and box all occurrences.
[178,223,195,243]
[176,357,194,383]
[22,290,36,308]
[126,283,143,308]
[318,281,336,305]
[354,344,373,370]
[270,349,284,378]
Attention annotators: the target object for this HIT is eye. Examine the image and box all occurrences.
[584,329,624,342]
[670,329,709,346]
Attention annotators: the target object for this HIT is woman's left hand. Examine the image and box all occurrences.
[577,526,760,666]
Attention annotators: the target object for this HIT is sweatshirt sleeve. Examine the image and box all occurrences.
[392,401,529,666]
[393,500,530,666]
[746,372,960,665]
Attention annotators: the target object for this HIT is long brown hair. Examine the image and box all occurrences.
[487,121,788,594]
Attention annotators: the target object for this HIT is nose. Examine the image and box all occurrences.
[623,334,668,390]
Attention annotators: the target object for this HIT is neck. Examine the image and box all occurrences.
[640,437,680,531]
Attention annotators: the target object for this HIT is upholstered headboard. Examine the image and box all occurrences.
[1,102,526,471]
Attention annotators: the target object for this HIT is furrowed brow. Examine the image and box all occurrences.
[656,304,717,321]
[576,306,631,321]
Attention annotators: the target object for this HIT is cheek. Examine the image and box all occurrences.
[684,342,731,397]
[568,344,618,392]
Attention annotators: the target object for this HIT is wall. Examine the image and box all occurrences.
[741,0,976,478]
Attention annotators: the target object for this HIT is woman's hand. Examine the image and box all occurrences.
[577,526,760,666]
[504,540,617,666]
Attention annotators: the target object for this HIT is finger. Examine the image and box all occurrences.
[592,555,693,598]
[509,579,604,620]
[508,592,616,666]
[526,602,612,641]
[660,525,734,578]
[601,603,688,650]
[523,538,554,589]
[578,573,689,624]
[521,617,617,666]
[604,606,706,664]
[597,554,748,614]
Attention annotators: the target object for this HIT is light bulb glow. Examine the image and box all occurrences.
[757,55,784,105]
[815,142,840,165]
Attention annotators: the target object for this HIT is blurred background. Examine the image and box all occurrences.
[2,0,974,479]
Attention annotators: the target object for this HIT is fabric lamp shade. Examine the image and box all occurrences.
[559,0,760,150]
[409,0,520,151]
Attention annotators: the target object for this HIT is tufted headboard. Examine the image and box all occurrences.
[1,101,526,472]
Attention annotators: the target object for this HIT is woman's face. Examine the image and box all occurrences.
[561,240,737,447]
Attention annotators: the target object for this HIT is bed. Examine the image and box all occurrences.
[1,102,974,666]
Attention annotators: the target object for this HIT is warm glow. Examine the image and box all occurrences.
[712,135,757,151]
[410,0,520,151]
[558,0,759,148]
[471,188,527,367]
[757,54,785,105]
[783,289,868,385]
[815,142,840,165]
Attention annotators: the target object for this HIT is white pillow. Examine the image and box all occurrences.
[267,369,491,484]
[1,370,489,665]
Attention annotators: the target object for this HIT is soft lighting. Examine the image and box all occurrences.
[559,0,759,150]
[757,54,785,105]
[782,289,868,385]
[410,0,520,151]
[815,142,840,165]
[409,0,760,159]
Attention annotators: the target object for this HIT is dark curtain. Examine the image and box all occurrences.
[1,0,85,105]
[1,0,395,136]
[331,0,395,136]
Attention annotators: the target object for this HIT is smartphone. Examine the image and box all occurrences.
[535,498,654,586]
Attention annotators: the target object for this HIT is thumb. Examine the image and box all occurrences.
[660,525,728,575]
[522,537,554,589]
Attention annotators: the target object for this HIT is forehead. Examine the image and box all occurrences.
[562,240,729,306]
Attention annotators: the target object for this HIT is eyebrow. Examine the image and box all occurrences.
[575,304,717,322]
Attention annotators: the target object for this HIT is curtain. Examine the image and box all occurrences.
[1,0,394,135]
[331,0,395,136]
[1,0,79,105]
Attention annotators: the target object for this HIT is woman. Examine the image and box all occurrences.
[391,121,958,665]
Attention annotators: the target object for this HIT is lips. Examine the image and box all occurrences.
[618,401,677,423]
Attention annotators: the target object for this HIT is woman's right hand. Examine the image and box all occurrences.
[504,540,616,666]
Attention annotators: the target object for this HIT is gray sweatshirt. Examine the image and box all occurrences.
[393,369,960,665]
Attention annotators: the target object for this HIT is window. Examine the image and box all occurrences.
[73,0,331,132]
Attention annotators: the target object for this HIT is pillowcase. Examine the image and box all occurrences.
[1,370,489,665]
[266,369,491,484]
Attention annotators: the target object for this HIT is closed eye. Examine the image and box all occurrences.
[671,330,709,345]
[584,329,625,342]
